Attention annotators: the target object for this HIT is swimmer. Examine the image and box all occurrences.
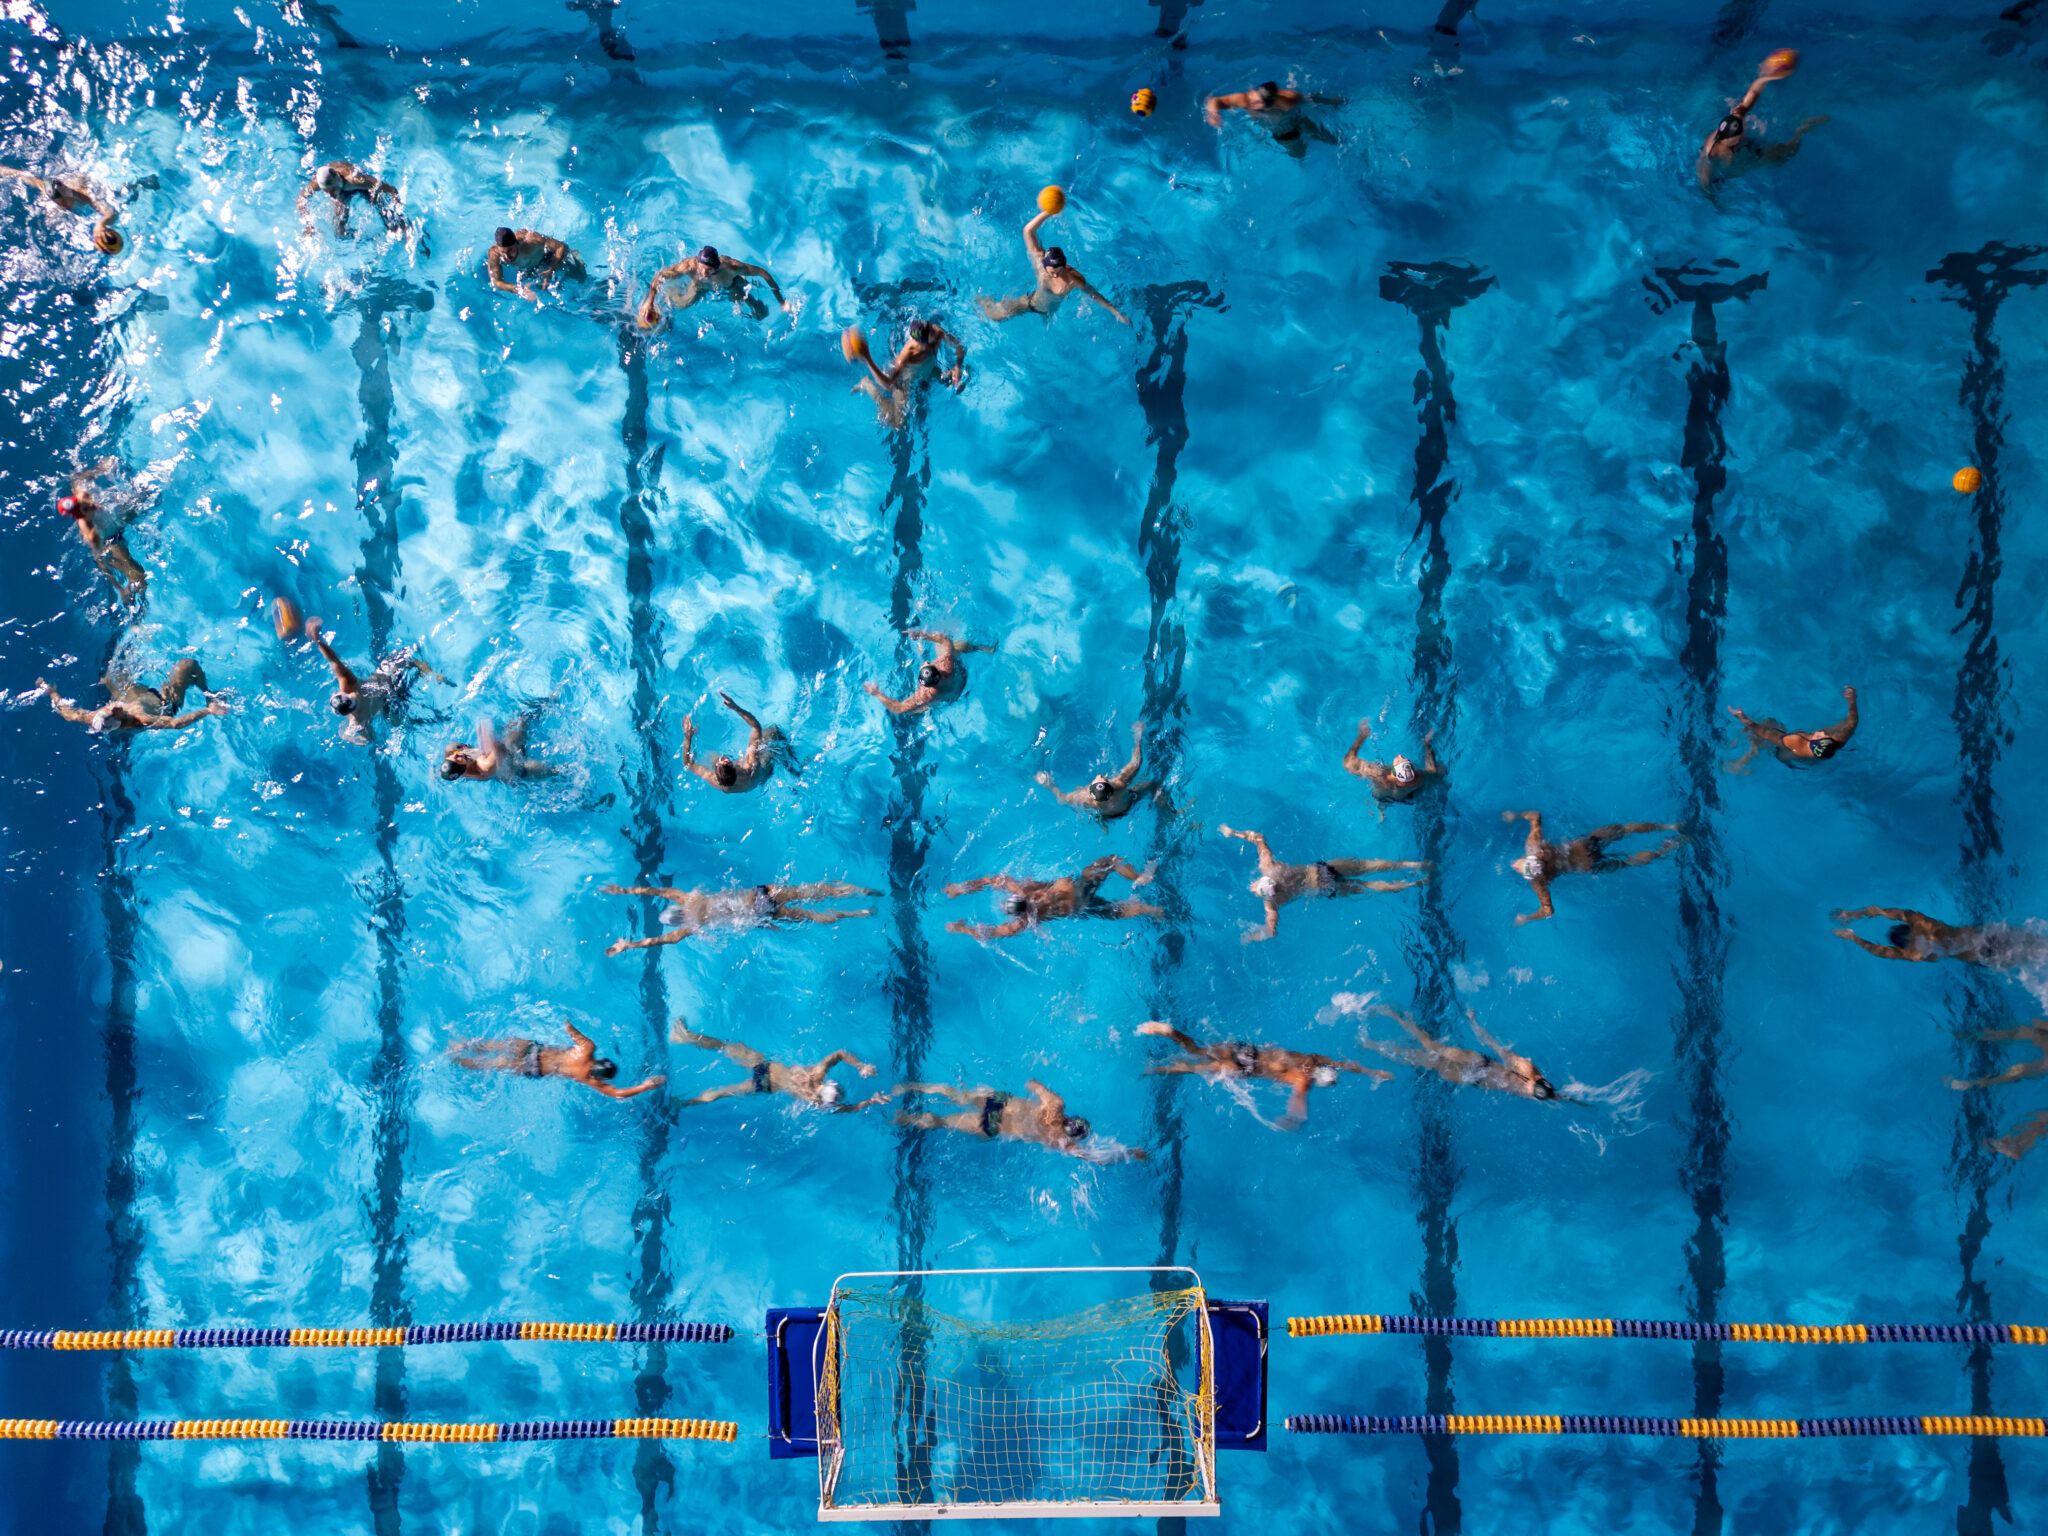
[864,629,993,716]
[637,244,788,329]
[1216,824,1430,943]
[683,692,785,793]
[1136,1020,1390,1127]
[1503,810,1684,926]
[486,225,586,304]
[39,661,227,734]
[1989,1110,2048,1162]
[304,616,443,743]
[670,1025,889,1111]
[601,880,878,954]
[0,165,122,252]
[1036,721,1162,821]
[1343,721,1442,809]
[1358,1004,1565,1102]
[1727,686,1857,771]
[976,203,1129,326]
[441,717,557,782]
[1697,50,1827,194]
[848,318,967,430]
[1947,1021,2048,1092]
[944,856,1162,940]
[296,159,405,236]
[892,1078,1146,1162]
[449,1021,664,1100]
[1203,81,1344,154]
[1831,908,2048,971]
[58,460,147,602]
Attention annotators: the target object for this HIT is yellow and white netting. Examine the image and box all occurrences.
[818,1286,1214,1513]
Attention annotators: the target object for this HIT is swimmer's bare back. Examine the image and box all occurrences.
[1727,686,1857,771]
[865,630,994,715]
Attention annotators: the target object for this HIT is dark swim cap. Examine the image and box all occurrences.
[1089,778,1114,801]
[1714,112,1744,141]
[698,245,721,269]
[1003,895,1030,916]
[493,226,516,248]
[440,757,467,780]
[912,319,940,344]
[919,663,942,687]
[1532,1076,1559,1101]
[1041,246,1068,270]
[1889,923,1912,947]
[591,1057,619,1081]
[1259,80,1280,95]
[1062,1116,1091,1142]
[333,692,357,715]
[1807,734,1840,760]
[714,757,738,786]
[752,884,776,914]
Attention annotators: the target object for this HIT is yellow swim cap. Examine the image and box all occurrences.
[1131,88,1157,116]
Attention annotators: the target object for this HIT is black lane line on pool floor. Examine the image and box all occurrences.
[613,325,684,1527]
[1131,281,1221,1285]
[1928,241,2045,1536]
[351,275,434,1535]
[1381,258,1493,1536]
[1647,258,1764,1536]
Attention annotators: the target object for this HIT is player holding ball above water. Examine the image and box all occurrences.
[977,185,1129,326]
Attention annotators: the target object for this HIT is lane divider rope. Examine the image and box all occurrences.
[0,1322,731,1351]
[0,1417,739,1443]
[1285,1415,2047,1438]
[1284,1314,2048,1345]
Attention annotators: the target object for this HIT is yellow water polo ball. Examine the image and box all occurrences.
[1954,466,1982,494]
[1038,184,1065,215]
[1131,88,1157,116]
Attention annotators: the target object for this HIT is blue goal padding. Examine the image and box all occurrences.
[766,1307,824,1460]
[1209,1299,1268,1452]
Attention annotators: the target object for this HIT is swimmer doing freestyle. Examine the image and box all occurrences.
[449,1021,664,1100]
[1727,686,1857,770]
[670,1025,888,1112]
[1217,824,1429,943]
[41,659,227,734]
[865,630,992,716]
[844,318,967,430]
[1203,79,1343,153]
[1137,1021,1389,1127]
[944,855,1162,941]
[57,460,147,602]
[601,879,878,954]
[892,1078,1145,1162]
[1503,809,1683,926]
[977,199,1128,326]
[0,164,122,252]
[1831,908,2048,972]
[1036,720,1163,821]
[1359,1004,1569,1102]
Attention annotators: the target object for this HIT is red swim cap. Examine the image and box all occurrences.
[57,496,83,518]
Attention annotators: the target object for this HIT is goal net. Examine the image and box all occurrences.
[816,1270,1218,1521]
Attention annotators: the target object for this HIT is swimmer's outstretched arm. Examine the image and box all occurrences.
[1073,276,1130,326]
[71,458,117,497]
[605,928,694,955]
[39,682,100,725]
[1422,729,1442,774]
[1990,1109,2048,1161]
[724,258,788,310]
[601,882,693,901]
[303,618,361,692]
[1826,686,1859,743]
[590,1074,667,1101]
[0,165,49,194]
[813,1049,879,1078]
[679,714,720,786]
[1113,720,1146,787]
[487,245,537,303]
[1513,878,1555,926]
[935,326,967,387]
[636,262,689,326]
[945,917,1032,940]
[1342,719,1374,777]
[1034,773,1096,809]
[1082,855,1152,886]
[1136,1021,1206,1056]
[863,681,934,715]
[1021,208,1054,259]
[944,874,1023,898]
[1245,900,1281,944]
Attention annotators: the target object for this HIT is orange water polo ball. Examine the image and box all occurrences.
[1131,88,1157,116]
[1762,48,1799,78]
[1038,185,1066,215]
[1954,466,1982,494]
[840,326,869,363]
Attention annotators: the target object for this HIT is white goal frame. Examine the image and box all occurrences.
[814,1266,1221,1522]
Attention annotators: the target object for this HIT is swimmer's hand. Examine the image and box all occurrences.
[599,884,632,895]
[862,681,881,696]
[858,1062,877,1078]
[206,699,230,716]
[945,367,965,391]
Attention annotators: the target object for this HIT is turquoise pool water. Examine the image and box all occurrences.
[4,1,2048,1531]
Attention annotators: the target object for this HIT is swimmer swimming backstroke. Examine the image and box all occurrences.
[1502,809,1683,926]
[943,856,1162,941]
[57,460,147,602]
[601,880,878,954]
[682,692,786,793]
[1217,824,1429,943]
[1343,721,1443,809]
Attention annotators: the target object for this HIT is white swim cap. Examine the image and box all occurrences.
[1392,756,1417,785]
[1514,856,1542,881]
[819,1080,844,1106]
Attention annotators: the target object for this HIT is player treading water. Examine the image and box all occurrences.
[865,630,993,716]
[1342,721,1442,809]
[683,693,786,793]
[304,616,444,743]
[1036,721,1162,821]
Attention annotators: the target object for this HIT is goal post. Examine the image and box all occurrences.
[813,1267,1221,1521]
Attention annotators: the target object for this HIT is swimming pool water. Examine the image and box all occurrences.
[4,1,2048,1531]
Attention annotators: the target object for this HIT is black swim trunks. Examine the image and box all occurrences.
[977,1091,1010,1139]
[751,1060,773,1093]
[514,1040,544,1078]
